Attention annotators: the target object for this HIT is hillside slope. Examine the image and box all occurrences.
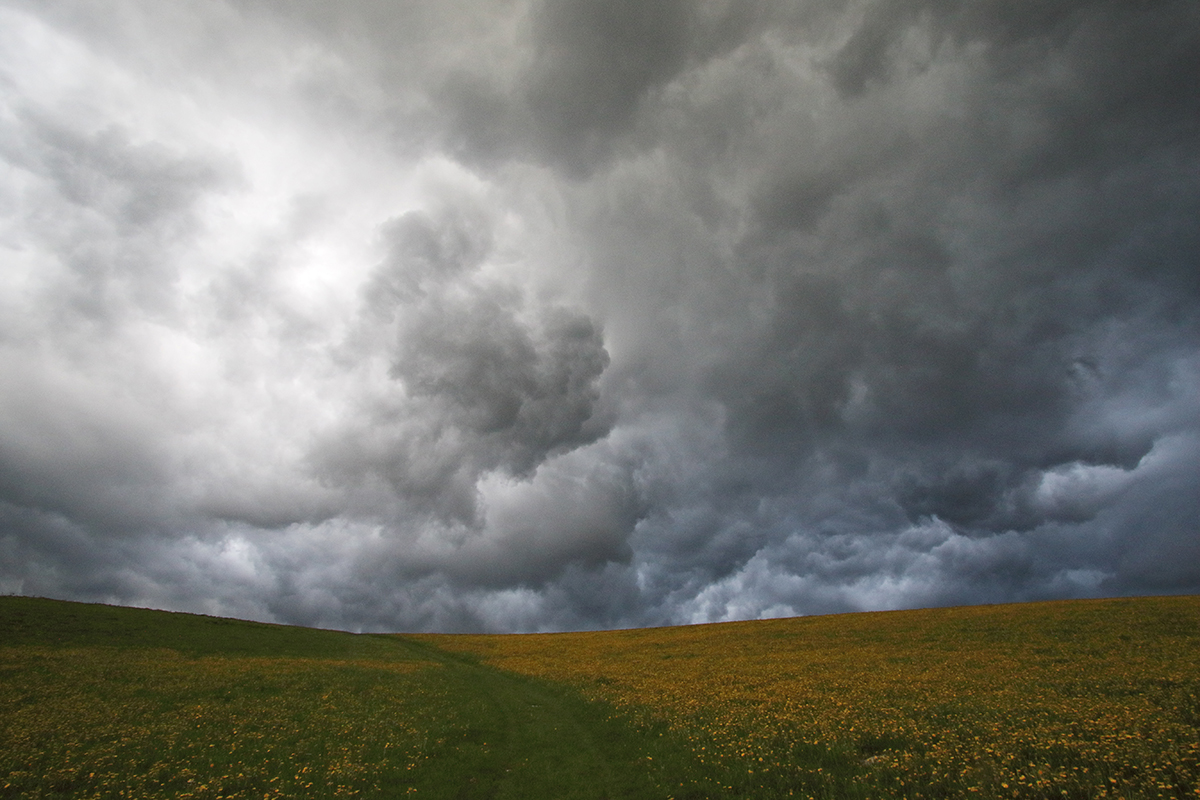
[2,595,1197,798]
[0,597,705,799]
[421,596,1200,798]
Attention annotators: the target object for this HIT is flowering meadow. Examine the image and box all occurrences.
[0,646,447,799]
[0,597,705,799]
[3,595,1197,798]
[422,596,1200,799]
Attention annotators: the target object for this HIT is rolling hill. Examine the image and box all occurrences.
[3,595,1197,798]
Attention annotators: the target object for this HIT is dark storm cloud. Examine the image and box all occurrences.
[0,363,168,536]
[313,202,612,529]
[440,0,764,175]
[393,300,609,470]
[1,0,1197,631]
[519,0,695,174]
[544,0,1200,622]
[713,4,1199,466]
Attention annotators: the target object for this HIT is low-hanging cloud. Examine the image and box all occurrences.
[0,0,1197,631]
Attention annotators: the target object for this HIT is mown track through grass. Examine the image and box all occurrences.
[386,637,692,798]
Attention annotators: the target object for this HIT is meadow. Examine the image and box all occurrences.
[422,596,1200,799]
[2,595,1198,799]
[0,597,708,799]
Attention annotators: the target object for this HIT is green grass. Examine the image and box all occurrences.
[421,596,1200,799]
[0,596,415,660]
[2,595,1198,799]
[0,597,729,799]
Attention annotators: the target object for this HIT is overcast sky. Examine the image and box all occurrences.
[1,0,1197,633]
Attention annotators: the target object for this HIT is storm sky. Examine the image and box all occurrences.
[1,0,1198,632]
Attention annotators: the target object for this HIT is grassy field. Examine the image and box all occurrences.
[0,597,716,799]
[422,596,1200,799]
[1,596,1197,799]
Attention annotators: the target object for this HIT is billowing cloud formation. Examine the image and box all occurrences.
[1,0,1197,631]
[317,203,611,525]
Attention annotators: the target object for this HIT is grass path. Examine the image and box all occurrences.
[394,636,698,799]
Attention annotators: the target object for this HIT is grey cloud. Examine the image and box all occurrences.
[1,0,1197,633]
[394,299,609,468]
[0,106,236,326]
[314,205,611,527]
[441,0,765,175]
[444,450,644,588]
[826,1,1188,103]
[575,0,1200,619]
[702,2,1199,472]
[0,349,174,537]
[520,0,695,174]
[366,209,492,309]
[1099,435,1200,594]
[4,112,229,230]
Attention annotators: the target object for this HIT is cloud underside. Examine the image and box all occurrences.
[0,0,1197,631]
